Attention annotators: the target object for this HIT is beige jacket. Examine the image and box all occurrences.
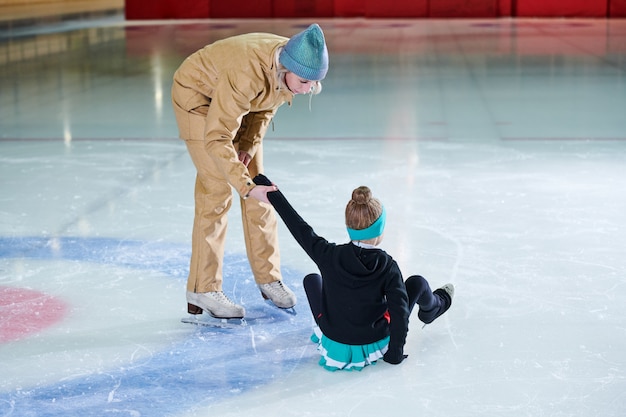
[172,33,294,197]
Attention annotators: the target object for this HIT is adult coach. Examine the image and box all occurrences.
[171,24,329,318]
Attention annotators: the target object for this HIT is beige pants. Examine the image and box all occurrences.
[174,101,281,293]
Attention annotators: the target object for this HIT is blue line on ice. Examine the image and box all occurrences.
[0,236,313,417]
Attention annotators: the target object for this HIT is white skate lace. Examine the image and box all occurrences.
[211,291,237,305]
[262,281,288,298]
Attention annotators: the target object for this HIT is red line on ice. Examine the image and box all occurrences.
[0,286,68,343]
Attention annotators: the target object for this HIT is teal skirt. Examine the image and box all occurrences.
[310,326,390,372]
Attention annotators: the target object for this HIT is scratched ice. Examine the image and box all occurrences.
[1,17,625,417]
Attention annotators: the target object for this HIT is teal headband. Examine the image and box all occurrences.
[347,207,386,241]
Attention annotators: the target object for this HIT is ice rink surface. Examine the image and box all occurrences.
[1,16,626,417]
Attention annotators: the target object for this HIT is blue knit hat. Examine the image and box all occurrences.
[279,24,329,81]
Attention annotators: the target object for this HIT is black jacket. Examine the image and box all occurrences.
[256,175,410,363]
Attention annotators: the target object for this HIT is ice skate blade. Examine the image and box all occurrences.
[181,315,248,328]
[264,299,297,315]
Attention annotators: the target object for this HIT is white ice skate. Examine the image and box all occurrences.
[258,281,297,309]
[186,291,245,319]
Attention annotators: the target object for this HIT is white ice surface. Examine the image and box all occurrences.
[1,17,626,417]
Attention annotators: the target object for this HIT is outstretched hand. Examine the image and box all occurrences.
[248,184,277,204]
[249,174,277,204]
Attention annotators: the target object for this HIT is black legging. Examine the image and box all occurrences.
[303,273,324,323]
[303,273,441,325]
